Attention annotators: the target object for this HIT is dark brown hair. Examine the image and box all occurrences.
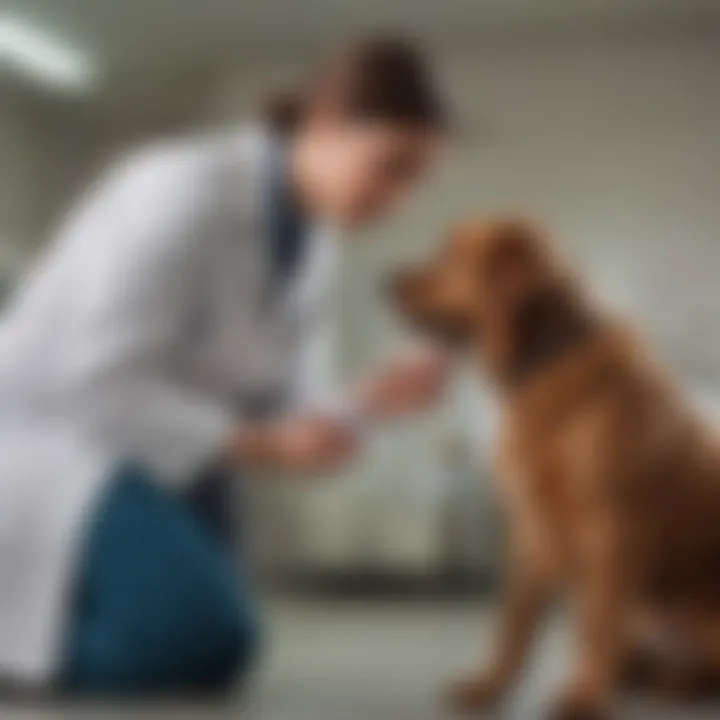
[263,37,449,135]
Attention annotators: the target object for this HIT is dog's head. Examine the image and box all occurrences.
[389,218,591,383]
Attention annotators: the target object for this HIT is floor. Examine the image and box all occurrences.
[1,598,717,719]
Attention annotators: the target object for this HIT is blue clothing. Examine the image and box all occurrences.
[61,466,261,695]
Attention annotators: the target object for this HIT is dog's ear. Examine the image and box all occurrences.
[480,221,547,303]
[506,282,591,384]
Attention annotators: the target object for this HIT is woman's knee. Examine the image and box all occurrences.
[65,586,262,695]
[64,468,263,694]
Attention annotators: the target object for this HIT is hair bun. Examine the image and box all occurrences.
[261,91,304,135]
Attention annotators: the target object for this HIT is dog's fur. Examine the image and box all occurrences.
[391,219,720,720]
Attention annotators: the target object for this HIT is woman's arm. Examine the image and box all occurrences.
[352,343,451,421]
[229,415,357,476]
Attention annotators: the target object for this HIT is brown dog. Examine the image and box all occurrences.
[391,219,720,720]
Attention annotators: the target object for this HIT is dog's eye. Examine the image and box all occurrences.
[425,312,478,348]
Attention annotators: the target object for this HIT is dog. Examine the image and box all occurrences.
[390,219,720,720]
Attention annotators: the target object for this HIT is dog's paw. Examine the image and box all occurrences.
[446,671,506,714]
[547,688,612,720]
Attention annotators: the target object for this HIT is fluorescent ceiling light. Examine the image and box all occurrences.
[0,15,96,92]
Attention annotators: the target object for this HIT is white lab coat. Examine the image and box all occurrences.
[0,126,339,683]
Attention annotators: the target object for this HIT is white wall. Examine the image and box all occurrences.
[0,89,101,272]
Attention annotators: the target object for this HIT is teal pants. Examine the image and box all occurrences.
[61,465,260,695]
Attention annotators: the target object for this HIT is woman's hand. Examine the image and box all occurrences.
[230,415,358,476]
[356,343,452,420]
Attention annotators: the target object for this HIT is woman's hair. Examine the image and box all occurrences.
[263,37,449,134]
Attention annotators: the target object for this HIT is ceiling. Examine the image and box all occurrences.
[3,0,720,92]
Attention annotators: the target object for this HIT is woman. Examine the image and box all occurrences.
[0,38,450,695]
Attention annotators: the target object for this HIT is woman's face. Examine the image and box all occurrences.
[302,121,441,231]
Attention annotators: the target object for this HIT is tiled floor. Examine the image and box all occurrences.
[1,598,717,719]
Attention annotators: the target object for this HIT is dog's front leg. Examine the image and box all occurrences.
[550,526,626,720]
[449,532,552,713]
